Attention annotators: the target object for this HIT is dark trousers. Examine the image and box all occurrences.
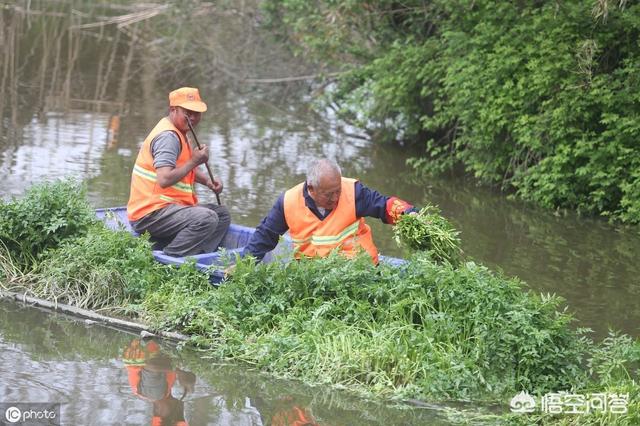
[132,203,231,256]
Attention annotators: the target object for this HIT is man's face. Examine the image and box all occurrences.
[308,173,341,210]
[170,106,201,132]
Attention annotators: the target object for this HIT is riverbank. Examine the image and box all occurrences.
[1,181,638,424]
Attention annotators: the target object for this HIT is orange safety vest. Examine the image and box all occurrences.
[127,118,198,222]
[123,339,176,402]
[125,366,176,401]
[151,417,187,426]
[283,178,379,263]
[272,406,318,426]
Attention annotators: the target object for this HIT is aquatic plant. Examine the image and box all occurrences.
[125,252,594,401]
[501,335,640,425]
[393,205,463,264]
[5,223,207,313]
[17,225,154,310]
[0,179,96,268]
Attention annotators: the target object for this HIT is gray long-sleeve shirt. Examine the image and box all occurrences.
[150,131,181,168]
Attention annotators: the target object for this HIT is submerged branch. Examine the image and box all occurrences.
[0,289,189,342]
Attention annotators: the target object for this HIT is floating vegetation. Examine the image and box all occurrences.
[393,205,463,264]
[202,254,590,400]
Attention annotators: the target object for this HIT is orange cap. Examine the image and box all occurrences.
[169,87,207,112]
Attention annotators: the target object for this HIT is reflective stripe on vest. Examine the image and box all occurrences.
[127,118,197,221]
[132,165,194,194]
[289,219,360,245]
[283,178,379,263]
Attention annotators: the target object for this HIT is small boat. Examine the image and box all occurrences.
[96,207,405,284]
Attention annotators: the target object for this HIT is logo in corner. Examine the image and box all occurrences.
[510,391,536,413]
[5,406,21,423]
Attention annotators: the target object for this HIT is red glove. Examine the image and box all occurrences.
[385,197,414,224]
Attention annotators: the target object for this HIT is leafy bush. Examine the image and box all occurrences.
[0,179,96,266]
[589,332,640,386]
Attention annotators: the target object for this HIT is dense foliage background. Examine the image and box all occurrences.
[261,0,640,223]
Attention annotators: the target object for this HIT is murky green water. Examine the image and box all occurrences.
[0,299,455,425]
[0,1,639,422]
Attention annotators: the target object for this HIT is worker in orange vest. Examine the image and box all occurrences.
[122,338,195,426]
[243,158,416,264]
[127,87,230,257]
[270,396,322,426]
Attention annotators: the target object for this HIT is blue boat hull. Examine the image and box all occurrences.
[96,207,404,284]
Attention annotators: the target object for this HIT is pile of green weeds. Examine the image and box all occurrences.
[393,204,463,264]
[185,254,589,400]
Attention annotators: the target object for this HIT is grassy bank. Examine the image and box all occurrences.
[1,181,638,424]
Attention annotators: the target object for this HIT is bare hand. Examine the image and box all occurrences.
[223,264,236,278]
[206,178,223,194]
[176,369,196,393]
[192,145,209,166]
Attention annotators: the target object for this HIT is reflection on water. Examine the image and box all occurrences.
[1,2,638,421]
[0,0,639,341]
[122,338,197,426]
[0,300,451,425]
[2,112,111,194]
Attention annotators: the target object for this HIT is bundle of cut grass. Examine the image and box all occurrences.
[393,205,462,264]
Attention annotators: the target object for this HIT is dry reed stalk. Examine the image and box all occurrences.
[69,5,169,30]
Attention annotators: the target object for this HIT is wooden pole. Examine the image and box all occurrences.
[186,115,221,205]
[0,290,189,342]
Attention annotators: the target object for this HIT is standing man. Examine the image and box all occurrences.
[127,87,230,257]
[244,158,416,264]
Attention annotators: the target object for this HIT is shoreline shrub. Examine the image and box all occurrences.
[0,179,96,267]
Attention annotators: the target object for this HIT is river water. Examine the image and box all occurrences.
[0,299,453,425]
[0,1,638,423]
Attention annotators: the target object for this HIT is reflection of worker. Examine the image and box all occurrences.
[127,87,230,257]
[244,158,416,264]
[122,338,195,426]
[270,396,322,426]
[106,115,120,149]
